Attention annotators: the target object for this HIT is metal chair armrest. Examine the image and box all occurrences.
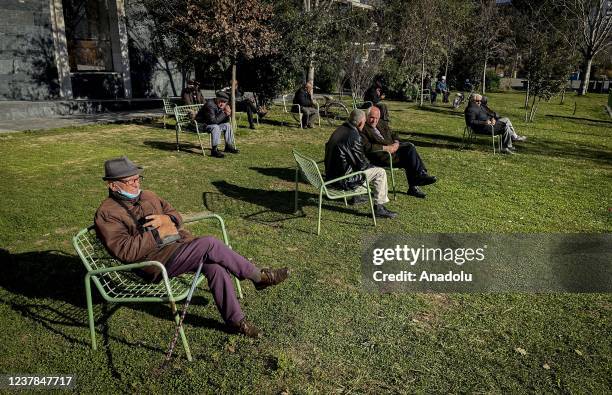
[183,212,229,245]
[323,170,369,185]
[87,261,166,276]
[371,149,394,171]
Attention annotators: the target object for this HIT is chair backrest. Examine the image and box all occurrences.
[162,98,176,115]
[174,104,203,126]
[72,226,134,297]
[293,149,325,190]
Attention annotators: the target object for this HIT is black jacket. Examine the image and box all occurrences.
[324,122,372,190]
[360,121,400,166]
[363,85,382,104]
[196,99,229,126]
[181,86,204,105]
[293,87,314,110]
[464,103,491,133]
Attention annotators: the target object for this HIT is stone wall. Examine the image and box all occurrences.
[0,0,59,100]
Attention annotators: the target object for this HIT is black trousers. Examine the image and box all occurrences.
[376,103,390,122]
[374,142,427,186]
[236,99,258,127]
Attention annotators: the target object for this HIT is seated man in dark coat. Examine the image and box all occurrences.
[195,91,239,158]
[360,107,437,199]
[464,94,514,154]
[181,79,204,105]
[363,78,389,122]
[481,96,526,142]
[223,80,266,130]
[292,81,317,128]
[324,109,397,219]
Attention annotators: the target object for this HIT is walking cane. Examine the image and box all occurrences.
[154,261,204,375]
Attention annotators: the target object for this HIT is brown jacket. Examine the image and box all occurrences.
[94,190,194,280]
[360,121,400,166]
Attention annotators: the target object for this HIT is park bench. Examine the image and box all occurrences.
[72,213,243,361]
[293,149,376,235]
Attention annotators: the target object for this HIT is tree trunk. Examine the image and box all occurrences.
[579,56,593,96]
[308,62,315,84]
[231,64,237,130]
[420,49,426,107]
[528,94,538,122]
[444,51,449,80]
[482,58,487,95]
[560,86,566,105]
[164,60,177,96]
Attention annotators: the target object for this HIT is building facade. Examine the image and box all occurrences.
[0,0,178,101]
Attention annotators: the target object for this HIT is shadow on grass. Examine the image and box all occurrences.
[206,181,375,228]
[0,248,225,372]
[143,140,209,156]
[545,114,612,126]
[249,166,296,182]
[397,130,464,151]
[413,106,464,117]
[524,138,612,166]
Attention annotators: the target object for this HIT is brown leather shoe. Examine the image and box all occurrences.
[230,318,262,338]
[255,268,290,290]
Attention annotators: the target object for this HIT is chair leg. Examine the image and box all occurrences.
[163,115,167,129]
[85,275,97,350]
[233,277,243,299]
[175,125,180,152]
[390,168,396,200]
[344,197,348,206]
[294,168,300,213]
[367,189,377,227]
[194,125,205,157]
[317,189,323,236]
[169,300,193,362]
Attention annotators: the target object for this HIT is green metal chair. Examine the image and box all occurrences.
[462,124,501,154]
[162,98,176,129]
[174,104,209,156]
[351,92,373,110]
[72,213,243,362]
[292,149,377,235]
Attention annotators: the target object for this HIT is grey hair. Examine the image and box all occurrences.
[348,109,365,126]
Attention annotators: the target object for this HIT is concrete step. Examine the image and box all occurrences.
[0,98,170,121]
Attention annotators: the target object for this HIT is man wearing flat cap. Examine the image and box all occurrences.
[181,79,204,105]
[94,156,289,338]
[195,91,238,158]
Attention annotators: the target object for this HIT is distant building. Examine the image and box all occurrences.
[0,0,179,101]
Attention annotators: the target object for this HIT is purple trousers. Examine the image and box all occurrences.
[165,236,256,325]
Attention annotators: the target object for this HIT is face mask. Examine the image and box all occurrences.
[117,188,141,199]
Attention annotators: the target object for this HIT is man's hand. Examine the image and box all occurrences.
[491,118,496,125]
[144,215,178,239]
[223,105,232,116]
[385,141,399,154]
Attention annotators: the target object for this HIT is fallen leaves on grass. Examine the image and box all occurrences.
[515,347,528,356]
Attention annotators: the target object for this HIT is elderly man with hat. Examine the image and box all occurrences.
[94,156,290,337]
[195,91,238,158]
[181,79,204,105]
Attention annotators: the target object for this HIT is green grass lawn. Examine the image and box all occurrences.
[0,91,610,394]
